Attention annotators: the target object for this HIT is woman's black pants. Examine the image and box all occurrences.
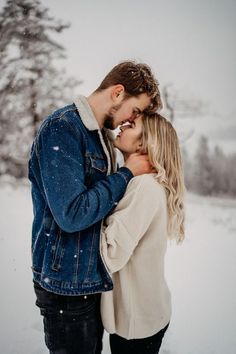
[109,323,169,354]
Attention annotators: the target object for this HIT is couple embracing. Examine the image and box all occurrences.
[29,61,185,354]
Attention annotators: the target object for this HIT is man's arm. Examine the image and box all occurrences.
[34,118,149,233]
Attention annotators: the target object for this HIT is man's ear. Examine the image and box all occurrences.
[111,84,125,103]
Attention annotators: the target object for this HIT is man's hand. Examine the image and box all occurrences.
[124,153,155,176]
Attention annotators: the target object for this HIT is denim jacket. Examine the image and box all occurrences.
[28,95,133,295]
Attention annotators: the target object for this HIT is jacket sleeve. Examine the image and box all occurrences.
[101,175,161,273]
[34,117,133,233]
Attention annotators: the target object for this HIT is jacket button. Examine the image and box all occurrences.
[104,284,108,288]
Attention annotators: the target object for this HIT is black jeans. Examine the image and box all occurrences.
[34,281,103,354]
[109,323,169,354]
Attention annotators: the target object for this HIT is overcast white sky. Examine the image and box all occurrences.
[1,0,236,153]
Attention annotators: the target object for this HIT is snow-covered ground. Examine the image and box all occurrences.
[1,181,236,354]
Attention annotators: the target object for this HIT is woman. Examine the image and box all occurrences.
[101,113,185,354]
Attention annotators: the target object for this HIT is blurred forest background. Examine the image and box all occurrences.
[1,2,236,354]
[0,0,235,197]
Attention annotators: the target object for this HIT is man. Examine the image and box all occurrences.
[29,61,162,354]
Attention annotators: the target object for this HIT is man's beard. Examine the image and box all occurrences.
[103,102,123,130]
[103,115,115,130]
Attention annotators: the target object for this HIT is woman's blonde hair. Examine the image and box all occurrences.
[141,113,185,243]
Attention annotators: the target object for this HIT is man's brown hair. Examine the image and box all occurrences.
[96,61,162,113]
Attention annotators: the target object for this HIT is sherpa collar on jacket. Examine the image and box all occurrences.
[74,95,117,174]
[74,95,99,131]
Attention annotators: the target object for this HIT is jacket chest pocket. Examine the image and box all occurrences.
[85,153,107,185]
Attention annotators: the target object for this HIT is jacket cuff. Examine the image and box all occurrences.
[116,166,134,184]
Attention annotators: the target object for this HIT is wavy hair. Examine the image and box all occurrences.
[141,113,186,243]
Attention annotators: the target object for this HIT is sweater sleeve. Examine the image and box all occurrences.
[101,175,161,273]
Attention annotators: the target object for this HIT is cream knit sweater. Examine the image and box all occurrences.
[101,174,171,339]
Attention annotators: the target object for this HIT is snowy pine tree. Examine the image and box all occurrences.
[193,136,214,195]
[0,0,80,177]
[211,146,228,195]
[181,147,192,190]
[226,153,236,197]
